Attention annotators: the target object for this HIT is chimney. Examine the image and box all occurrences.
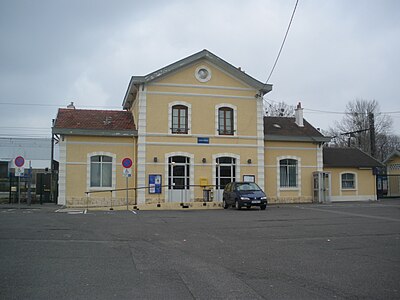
[295,102,304,127]
[67,101,75,109]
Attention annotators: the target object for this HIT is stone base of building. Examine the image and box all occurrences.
[64,195,315,209]
[268,196,313,204]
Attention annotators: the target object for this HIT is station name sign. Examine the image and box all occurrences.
[197,137,209,144]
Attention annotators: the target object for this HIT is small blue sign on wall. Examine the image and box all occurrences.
[149,174,162,194]
[197,137,209,144]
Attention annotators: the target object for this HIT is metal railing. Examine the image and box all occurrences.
[83,184,225,210]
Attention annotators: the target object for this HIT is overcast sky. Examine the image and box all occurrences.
[1,0,399,138]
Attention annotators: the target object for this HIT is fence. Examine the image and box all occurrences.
[0,172,58,204]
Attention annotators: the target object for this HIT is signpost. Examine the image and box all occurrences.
[15,156,25,168]
[122,158,133,210]
[14,156,25,208]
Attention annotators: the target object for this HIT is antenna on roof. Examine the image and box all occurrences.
[67,102,75,109]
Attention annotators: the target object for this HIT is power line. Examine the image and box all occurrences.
[264,99,400,116]
[0,126,50,130]
[304,109,400,116]
[380,111,400,114]
[303,108,348,115]
[0,134,51,138]
[0,102,121,109]
[265,0,299,84]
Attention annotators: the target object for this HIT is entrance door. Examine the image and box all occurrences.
[216,157,236,201]
[313,172,331,203]
[168,156,190,202]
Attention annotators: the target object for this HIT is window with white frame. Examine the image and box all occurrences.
[171,105,188,134]
[279,159,298,187]
[169,101,191,135]
[215,104,237,136]
[218,107,234,135]
[90,155,112,187]
[341,173,355,189]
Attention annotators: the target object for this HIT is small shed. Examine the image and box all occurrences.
[323,147,383,202]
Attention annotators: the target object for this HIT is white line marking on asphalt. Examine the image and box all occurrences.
[67,211,84,214]
[131,210,137,214]
[299,206,400,222]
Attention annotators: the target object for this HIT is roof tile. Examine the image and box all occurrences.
[54,109,135,131]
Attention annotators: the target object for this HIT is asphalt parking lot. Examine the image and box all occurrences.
[1,200,399,299]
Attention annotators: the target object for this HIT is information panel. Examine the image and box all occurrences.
[149,174,162,194]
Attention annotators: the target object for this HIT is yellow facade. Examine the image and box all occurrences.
[59,135,136,206]
[265,141,322,203]
[129,60,264,204]
[324,167,377,201]
[385,154,400,196]
[386,155,400,175]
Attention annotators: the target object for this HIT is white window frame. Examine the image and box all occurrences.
[168,101,191,135]
[276,156,301,197]
[87,152,116,193]
[164,152,194,202]
[215,103,237,136]
[340,172,357,190]
[212,153,241,200]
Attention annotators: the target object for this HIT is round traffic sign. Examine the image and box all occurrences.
[15,156,25,167]
[122,157,132,168]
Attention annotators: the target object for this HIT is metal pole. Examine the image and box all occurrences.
[50,131,54,203]
[126,176,129,211]
[18,176,20,209]
[27,161,32,206]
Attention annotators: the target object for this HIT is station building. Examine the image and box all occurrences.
[52,50,380,207]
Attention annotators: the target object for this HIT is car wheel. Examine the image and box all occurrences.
[223,199,229,209]
[235,200,241,210]
[260,205,266,210]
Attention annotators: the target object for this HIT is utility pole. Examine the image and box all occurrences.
[369,112,376,158]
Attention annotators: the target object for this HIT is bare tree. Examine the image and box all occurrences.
[264,100,295,117]
[376,134,400,161]
[326,99,395,160]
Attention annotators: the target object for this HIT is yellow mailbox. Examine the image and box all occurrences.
[200,177,208,187]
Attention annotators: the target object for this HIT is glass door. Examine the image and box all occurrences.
[168,156,190,202]
[216,157,236,201]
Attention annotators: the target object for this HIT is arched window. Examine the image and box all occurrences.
[90,155,112,187]
[216,156,236,189]
[280,159,298,187]
[218,107,234,135]
[341,173,355,189]
[172,105,188,134]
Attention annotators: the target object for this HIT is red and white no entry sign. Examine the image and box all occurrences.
[15,156,25,167]
[122,157,132,168]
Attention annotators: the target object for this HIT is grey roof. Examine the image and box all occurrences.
[123,49,273,109]
[264,117,330,142]
[323,147,383,168]
[383,149,400,164]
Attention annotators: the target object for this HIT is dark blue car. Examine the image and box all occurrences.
[222,182,267,210]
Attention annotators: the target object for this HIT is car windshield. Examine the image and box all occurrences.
[236,183,261,191]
